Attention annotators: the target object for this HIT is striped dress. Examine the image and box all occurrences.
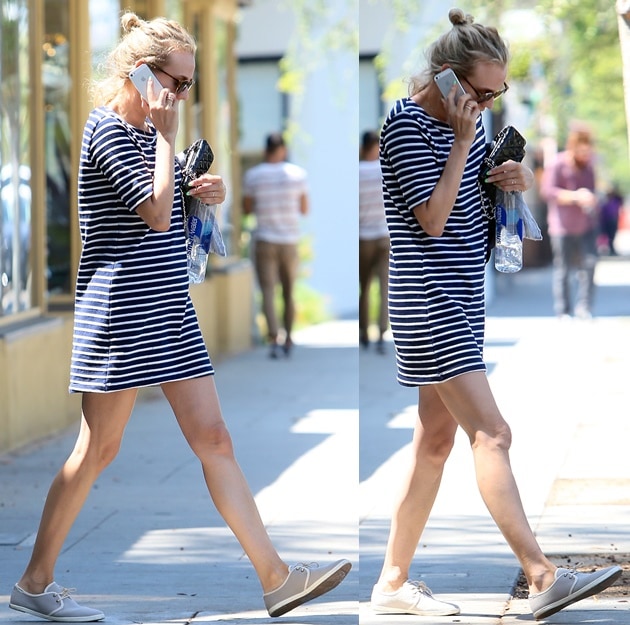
[69,107,214,393]
[380,98,488,387]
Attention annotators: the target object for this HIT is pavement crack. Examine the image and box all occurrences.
[61,510,118,553]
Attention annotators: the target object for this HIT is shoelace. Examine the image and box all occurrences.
[559,563,584,579]
[290,562,319,573]
[407,579,433,596]
[52,587,76,604]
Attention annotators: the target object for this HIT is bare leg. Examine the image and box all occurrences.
[376,385,458,591]
[161,375,288,593]
[435,371,556,593]
[17,389,138,593]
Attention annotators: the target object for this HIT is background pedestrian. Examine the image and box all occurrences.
[541,121,599,319]
[243,133,309,358]
[359,129,389,354]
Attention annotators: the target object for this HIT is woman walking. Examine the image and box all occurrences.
[370,8,620,620]
[9,13,350,621]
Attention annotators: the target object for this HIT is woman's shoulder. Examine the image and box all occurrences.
[382,98,444,136]
[83,107,127,142]
[85,107,154,140]
[384,98,421,122]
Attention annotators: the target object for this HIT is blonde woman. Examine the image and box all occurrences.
[9,13,350,621]
[371,8,620,620]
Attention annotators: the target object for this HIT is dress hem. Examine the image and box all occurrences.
[69,369,215,394]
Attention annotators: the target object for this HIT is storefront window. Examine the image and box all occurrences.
[90,0,120,74]
[0,0,32,316]
[190,14,234,254]
[214,20,234,252]
[44,1,72,294]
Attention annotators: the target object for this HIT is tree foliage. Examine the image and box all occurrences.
[521,0,628,188]
[276,0,358,142]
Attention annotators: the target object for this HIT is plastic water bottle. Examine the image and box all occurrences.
[186,203,217,284]
[494,191,523,273]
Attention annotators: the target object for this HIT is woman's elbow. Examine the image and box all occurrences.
[144,214,171,232]
[413,205,444,237]
[423,222,445,237]
[151,218,171,232]
[417,215,445,236]
[137,206,172,231]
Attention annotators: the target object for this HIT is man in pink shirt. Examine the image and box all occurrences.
[542,122,598,319]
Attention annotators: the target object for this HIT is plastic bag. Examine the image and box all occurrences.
[177,139,227,257]
[495,188,542,241]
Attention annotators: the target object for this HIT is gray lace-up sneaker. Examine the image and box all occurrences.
[371,579,460,616]
[263,559,352,617]
[9,582,104,622]
[529,565,622,620]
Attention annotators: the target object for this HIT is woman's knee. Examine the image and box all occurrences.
[71,436,122,474]
[473,420,512,452]
[420,426,457,463]
[188,422,235,459]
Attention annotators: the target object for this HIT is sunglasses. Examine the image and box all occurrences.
[460,75,509,103]
[153,66,195,94]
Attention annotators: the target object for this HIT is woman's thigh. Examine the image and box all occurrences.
[432,371,507,444]
[161,375,226,446]
[416,385,458,448]
[76,389,138,457]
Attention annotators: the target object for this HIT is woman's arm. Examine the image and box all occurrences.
[136,78,179,231]
[413,138,473,236]
[413,88,478,236]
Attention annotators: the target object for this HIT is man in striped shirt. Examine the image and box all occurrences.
[243,133,309,358]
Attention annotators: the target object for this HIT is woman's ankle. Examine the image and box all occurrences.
[17,575,53,595]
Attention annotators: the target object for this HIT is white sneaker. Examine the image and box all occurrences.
[371,579,460,616]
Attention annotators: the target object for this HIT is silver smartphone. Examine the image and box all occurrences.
[129,64,163,101]
[434,68,466,102]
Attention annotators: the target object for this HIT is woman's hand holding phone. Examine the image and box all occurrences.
[129,64,178,141]
[434,68,478,143]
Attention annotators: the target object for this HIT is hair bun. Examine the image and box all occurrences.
[449,8,474,26]
[120,12,144,34]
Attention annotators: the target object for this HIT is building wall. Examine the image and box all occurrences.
[236,1,359,318]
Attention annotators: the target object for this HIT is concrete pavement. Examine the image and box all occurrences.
[1,253,630,624]
[360,254,630,624]
[0,321,359,624]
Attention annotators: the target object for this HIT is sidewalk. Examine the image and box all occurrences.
[359,256,630,624]
[0,322,359,624]
[1,258,629,625]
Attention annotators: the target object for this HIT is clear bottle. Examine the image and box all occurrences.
[186,202,217,284]
[494,191,523,273]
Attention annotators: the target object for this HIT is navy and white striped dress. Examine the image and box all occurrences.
[380,98,488,387]
[69,107,214,393]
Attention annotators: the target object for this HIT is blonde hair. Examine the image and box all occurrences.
[92,12,196,106]
[409,8,509,95]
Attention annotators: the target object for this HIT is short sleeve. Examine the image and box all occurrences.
[380,110,440,213]
[89,117,155,212]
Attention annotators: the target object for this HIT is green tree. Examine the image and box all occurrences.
[533,0,629,189]
[371,0,629,189]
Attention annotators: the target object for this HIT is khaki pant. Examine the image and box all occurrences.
[359,236,390,341]
[254,239,299,341]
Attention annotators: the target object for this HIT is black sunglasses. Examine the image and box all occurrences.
[153,66,195,94]
[460,75,509,103]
